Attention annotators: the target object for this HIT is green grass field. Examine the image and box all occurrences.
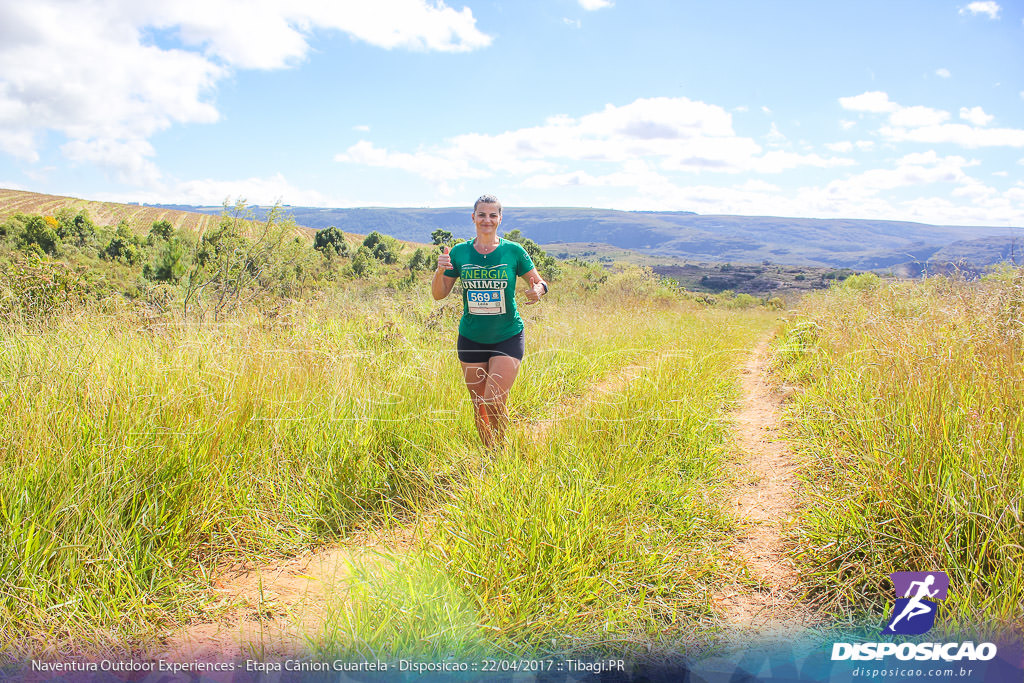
[775,271,1023,634]
[1,227,1021,661]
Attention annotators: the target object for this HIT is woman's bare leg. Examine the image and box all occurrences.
[480,355,521,445]
[460,361,492,445]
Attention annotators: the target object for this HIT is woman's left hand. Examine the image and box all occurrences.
[524,282,543,304]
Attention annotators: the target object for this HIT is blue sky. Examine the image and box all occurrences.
[1,0,1022,225]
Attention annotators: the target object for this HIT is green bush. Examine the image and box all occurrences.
[838,272,880,291]
[314,226,350,256]
[363,231,402,264]
[19,215,61,255]
[56,209,98,247]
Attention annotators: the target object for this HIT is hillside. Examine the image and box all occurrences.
[0,189,227,236]
[155,202,1020,270]
[4,189,1020,274]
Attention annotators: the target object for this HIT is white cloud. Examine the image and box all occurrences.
[840,120,856,130]
[147,0,492,69]
[826,141,854,153]
[747,150,853,174]
[0,1,491,181]
[888,105,950,128]
[563,17,582,28]
[959,106,994,126]
[765,123,787,145]
[840,92,1024,149]
[935,68,952,78]
[818,151,976,205]
[99,172,343,207]
[353,124,371,132]
[61,138,163,186]
[880,123,1024,148]
[839,91,900,114]
[336,140,493,180]
[336,96,853,186]
[168,173,341,206]
[579,0,614,10]
[960,2,1001,19]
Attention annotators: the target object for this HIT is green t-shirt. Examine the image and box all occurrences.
[444,238,535,343]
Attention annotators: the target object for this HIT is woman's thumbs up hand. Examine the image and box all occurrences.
[437,245,452,272]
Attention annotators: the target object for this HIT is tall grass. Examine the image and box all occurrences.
[315,311,775,658]
[0,272,774,657]
[774,271,1024,630]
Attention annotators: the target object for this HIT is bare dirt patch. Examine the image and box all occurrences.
[157,521,432,661]
[714,336,813,638]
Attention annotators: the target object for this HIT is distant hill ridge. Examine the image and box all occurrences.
[156,202,1021,270]
[1,189,1019,270]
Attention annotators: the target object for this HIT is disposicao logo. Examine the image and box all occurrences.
[882,571,949,635]
[831,570,998,663]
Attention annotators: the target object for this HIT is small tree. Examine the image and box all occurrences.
[149,219,174,240]
[19,215,61,255]
[144,235,193,283]
[314,226,350,256]
[431,228,453,246]
[103,222,142,265]
[182,200,305,320]
[55,209,98,248]
[407,247,430,273]
[362,231,402,264]
[351,245,376,277]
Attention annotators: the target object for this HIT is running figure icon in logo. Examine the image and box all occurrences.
[882,571,949,635]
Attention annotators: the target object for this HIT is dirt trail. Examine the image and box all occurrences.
[157,522,430,661]
[159,362,646,660]
[714,336,813,637]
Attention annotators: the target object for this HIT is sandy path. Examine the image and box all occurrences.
[158,361,647,660]
[157,522,430,661]
[714,336,812,637]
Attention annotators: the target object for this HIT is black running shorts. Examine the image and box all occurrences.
[456,330,525,363]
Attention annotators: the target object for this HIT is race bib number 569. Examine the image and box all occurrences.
[467,289,505,315]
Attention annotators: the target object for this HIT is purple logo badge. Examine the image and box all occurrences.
[881,571,949,635]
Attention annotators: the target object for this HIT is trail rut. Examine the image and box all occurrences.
[714,336,813,637]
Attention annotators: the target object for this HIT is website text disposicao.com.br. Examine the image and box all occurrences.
[850,665,977,678]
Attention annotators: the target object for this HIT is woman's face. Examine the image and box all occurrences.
[472,203,502,233]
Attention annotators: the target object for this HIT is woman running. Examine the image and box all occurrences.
[431,195,548,447]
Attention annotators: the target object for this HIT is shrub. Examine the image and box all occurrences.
[19,215,61,255]
[314,226,350,256]
[724,292,760,309]
[351,245,377,277]
[103,224,143,265]
[143,236,193,283]
[838,272,880,291]
[149,220,174,241]
[55,209,99,248]
[362,231,402,264]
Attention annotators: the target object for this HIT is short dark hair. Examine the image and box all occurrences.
[473,194,502,215]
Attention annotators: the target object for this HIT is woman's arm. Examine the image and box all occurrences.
[431,246,457,300]
[521,268,547,305]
